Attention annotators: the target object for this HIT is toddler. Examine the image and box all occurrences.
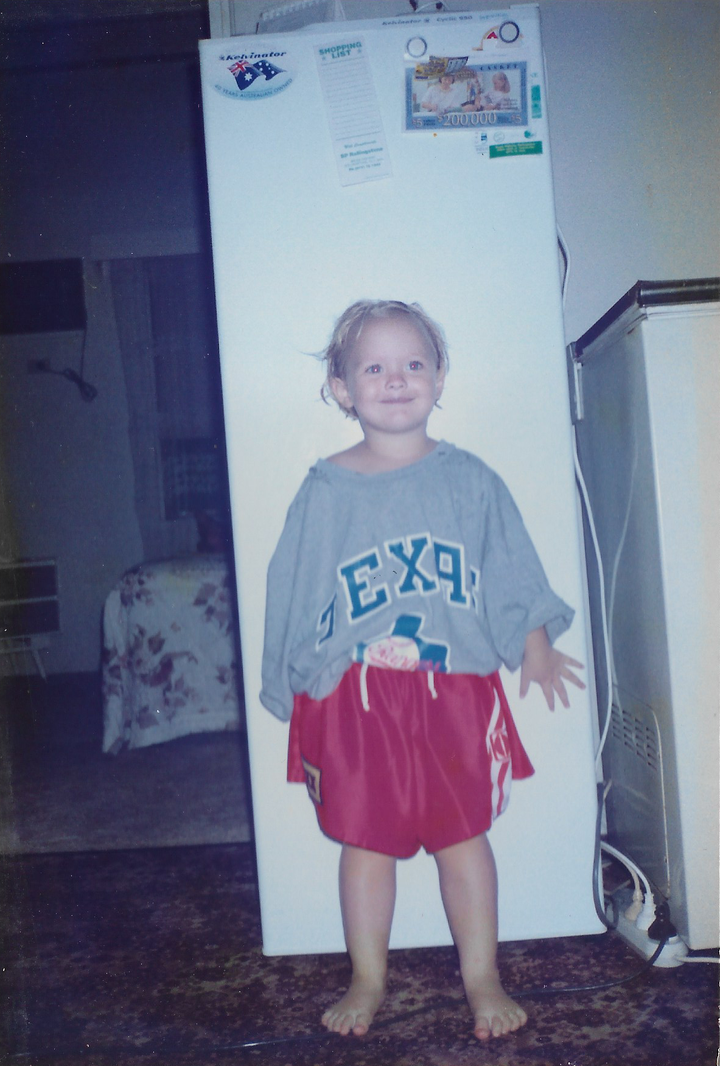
[260,300,584,1040]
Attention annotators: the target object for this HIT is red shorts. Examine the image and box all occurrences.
[288,664,534,858]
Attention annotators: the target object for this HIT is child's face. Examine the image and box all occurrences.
[331,315,444,437]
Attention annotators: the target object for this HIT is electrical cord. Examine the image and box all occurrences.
[605,439,638,705]
[557,224,570,301]
[601,840,653,906]
[572,429,613,770]
[408,1,447,11]
[29,359,97,401]
[593,783,617,930]
[59,366,98,401]
[560,228,613,771]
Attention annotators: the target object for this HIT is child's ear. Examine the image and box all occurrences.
[330,376,352,411]
[435,365,446,401]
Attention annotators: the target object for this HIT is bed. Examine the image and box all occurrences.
[102,554,243,754]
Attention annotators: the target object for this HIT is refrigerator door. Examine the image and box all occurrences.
[200,6,602,955]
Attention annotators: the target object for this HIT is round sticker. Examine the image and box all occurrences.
[498,20,520,44]
[406,36,427,58]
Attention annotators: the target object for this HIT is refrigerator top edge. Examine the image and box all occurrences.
[199,5,539,48]
[298,5,539,35]
[574,278,720,359]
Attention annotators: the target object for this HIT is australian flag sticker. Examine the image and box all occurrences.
[214,52,293,100]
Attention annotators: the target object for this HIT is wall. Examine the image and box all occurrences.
[0,10,211,674]
[1,55,205,260]
[539,0,720,340]
[0,264,144,673]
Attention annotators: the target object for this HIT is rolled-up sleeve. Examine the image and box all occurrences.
[479,472,574,671]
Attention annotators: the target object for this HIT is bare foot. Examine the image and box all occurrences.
[321,976,385,1036]
[464,970,527,1040]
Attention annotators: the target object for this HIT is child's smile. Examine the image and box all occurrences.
[331,316,444,439]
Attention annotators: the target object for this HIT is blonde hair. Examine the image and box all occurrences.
[321,299,449,419]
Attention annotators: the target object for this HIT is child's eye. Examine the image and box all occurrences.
[366,364,382,374]
[408,360,423,371]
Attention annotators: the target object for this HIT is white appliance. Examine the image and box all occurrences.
[570,279,720,950]
[199,5,603,955]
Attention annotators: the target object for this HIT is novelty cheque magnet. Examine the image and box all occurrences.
[404,57,528,133]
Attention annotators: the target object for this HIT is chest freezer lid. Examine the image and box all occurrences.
[574,277,720,358]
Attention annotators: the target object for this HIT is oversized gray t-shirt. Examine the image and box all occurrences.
[260,441,573,722]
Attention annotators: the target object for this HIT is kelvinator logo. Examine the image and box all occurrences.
[214,50,293,100]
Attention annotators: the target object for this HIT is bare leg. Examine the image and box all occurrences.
[322,844,396,1036]
[434,833,527,1040]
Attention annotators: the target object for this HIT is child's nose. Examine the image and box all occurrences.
[386,369,407,387]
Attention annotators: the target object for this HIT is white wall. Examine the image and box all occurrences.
[540,0,720,340]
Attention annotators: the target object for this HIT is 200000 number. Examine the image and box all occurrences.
[441,111,498,126]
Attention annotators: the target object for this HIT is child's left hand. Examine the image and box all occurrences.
[519,627,585,710]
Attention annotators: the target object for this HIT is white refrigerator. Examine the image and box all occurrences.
[199,4,603,955]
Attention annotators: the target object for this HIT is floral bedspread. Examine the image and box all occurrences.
[102,555,242,754]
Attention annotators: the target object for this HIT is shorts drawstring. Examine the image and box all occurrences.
[359,663,438,712]
[359,661,370,712]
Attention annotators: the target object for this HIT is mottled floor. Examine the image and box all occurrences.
[1,729,251,854]
[0,674,250,854]
[2,843,718,1066]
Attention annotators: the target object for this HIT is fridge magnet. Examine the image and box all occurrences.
[473,131,489,155]
[489,141,543,158]
[472,20,523,51]
[212,48,294,100]
[405,59,528,132]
